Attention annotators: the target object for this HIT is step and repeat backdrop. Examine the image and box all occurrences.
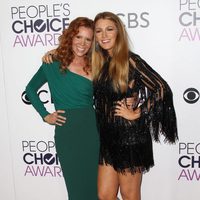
[0,0,199,199]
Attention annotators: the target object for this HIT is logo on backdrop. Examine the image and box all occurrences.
[22,140,62,177]
[117,12,150,28]
[11,3,71,47]
[21,90,53,105]
[178,142,200,181]
[183,88,199,104]
[178,0,200,41]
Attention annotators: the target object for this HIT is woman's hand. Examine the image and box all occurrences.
[124,97,135,109]
[42,49,56,64]
[44,110,66,126]
[114,101,141,120]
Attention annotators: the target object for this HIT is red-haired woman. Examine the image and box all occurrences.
[26,17,99,200]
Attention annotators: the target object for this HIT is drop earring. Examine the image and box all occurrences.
[95,42,100,51]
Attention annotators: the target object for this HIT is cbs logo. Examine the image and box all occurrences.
[21,90,53,105]
[183,88,199,104]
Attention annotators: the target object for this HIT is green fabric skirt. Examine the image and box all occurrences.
[55,107,99,200]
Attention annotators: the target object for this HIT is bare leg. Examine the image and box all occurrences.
[119,171,142,200]
[98,164,119,200]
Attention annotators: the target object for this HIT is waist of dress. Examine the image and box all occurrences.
[57,105,94,111]
[56,106,96,119]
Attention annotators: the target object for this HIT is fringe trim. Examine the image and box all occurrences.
[99,159,154,175]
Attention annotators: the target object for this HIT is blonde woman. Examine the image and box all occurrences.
[92,12,178,200]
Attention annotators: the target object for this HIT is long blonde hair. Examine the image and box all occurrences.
[92,12,130,93]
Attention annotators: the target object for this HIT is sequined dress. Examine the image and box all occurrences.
[93,52,178,174]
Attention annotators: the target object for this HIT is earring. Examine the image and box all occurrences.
[95,42,100,51]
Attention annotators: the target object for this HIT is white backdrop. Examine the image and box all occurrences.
[0,0,199,199]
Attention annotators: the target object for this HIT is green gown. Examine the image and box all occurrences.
[26,61,99,200]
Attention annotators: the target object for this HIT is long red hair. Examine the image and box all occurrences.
[56,17,94,73]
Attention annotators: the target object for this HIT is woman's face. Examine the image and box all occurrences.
[95,19,118,56]
[72,26,93,58]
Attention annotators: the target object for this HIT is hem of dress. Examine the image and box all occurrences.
[99,159,154,175]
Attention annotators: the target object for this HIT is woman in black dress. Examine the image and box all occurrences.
[92,12,178,200]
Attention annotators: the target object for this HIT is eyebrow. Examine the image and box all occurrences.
[95,26,115,29]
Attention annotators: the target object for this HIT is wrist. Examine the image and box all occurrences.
[130,108,141,120]
[43,114,50,122]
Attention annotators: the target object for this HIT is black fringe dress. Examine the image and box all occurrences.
[93,52,178,174]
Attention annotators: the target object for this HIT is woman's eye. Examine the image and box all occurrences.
[107,28,114,31]
[95,30,101,33]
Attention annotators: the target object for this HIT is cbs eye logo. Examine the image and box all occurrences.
[183,88,199,104]
[21,91,31,105]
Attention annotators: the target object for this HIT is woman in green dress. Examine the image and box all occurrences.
[26,17,99,200]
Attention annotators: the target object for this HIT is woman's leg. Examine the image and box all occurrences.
[98,164,119,200]
[119,171,142,200]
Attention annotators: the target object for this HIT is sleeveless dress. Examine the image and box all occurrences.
[26,61,99,200]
